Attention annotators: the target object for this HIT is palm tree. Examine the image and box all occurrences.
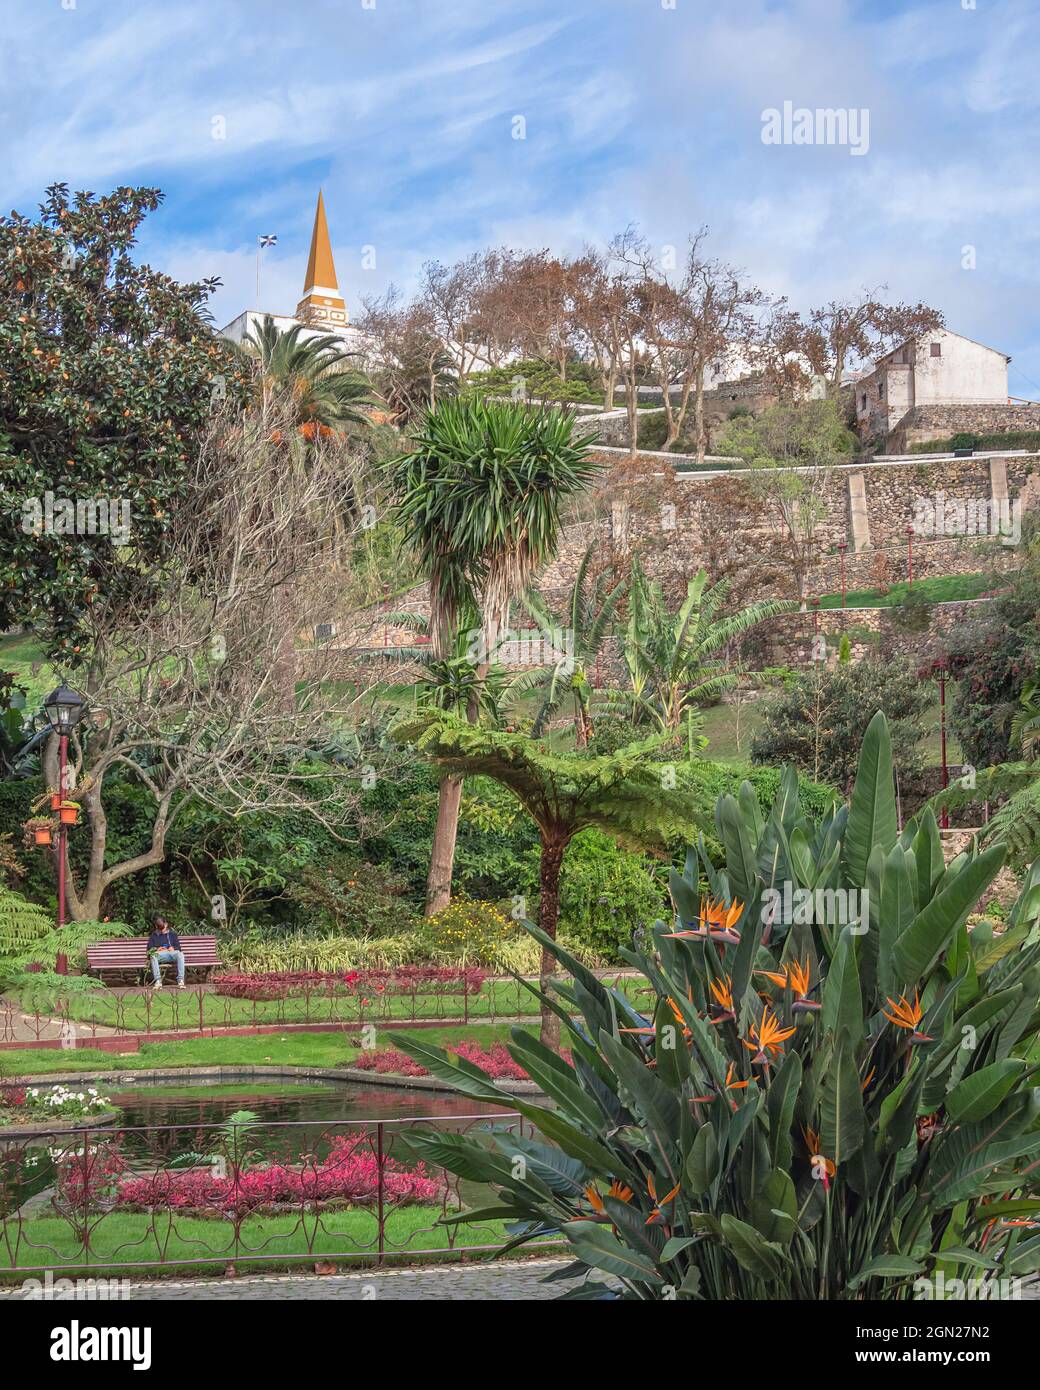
[243,316,372,433]
[378,611,538,726]
[387,398,601,913]
[520,543,627,746]
[620,557,796,732]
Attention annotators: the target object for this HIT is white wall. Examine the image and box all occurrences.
[912,329,1008,406]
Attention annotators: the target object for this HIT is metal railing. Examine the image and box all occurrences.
[0,973,651,1047]
[0,1111,544,1276]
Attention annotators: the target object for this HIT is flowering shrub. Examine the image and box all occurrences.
[3,1085,114,1123]
[211,965,484,1001]
[419,899,517,966]
[353,1042,564,1081]
[115,1135,444,1212]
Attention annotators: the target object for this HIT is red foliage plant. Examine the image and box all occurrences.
[211,967,485,1001]
[0,1084,27,1109]
[353,1042,565,1082]
[115,1135,444,1212]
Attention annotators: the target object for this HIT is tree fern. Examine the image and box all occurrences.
[0,885,52,955]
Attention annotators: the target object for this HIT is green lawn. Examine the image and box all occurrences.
[0,1207,526,1280]
[816,572,994,609]
[0,632,55,707]
[699,694,960,769]
[0,1023,534,1079]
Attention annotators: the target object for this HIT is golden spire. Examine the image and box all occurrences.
[295,190,348,326]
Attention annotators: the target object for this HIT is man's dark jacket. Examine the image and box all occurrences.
[147,929,181,952]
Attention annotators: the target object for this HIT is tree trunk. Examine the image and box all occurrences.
[425,772,464,915]
[537,835,568,1051]
[695,379,707,466]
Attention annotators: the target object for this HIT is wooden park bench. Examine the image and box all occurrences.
[85,935,221,986]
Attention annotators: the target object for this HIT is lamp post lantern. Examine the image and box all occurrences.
[42,686,87,974]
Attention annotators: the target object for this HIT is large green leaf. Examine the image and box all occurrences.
[719,1214,787,1279]
[819,1036,865,1165]
[563,1221,665,1284]
[842,712,897,889]
[821,926,863,1042]
[892,845,1006,986]
[847,1255,924,1290]
[945,1060,1026,1124]
[686,1122,720,1193]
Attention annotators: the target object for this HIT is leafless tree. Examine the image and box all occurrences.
[42,391,379,920]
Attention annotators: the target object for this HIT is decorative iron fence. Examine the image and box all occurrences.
[0,1111,546,1276]
[0,973,652,1048]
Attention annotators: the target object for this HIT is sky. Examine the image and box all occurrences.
[3,0,1039,393]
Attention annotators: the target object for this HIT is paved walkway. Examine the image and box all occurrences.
[0,1259,590,1301]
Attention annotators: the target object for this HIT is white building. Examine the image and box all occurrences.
[855,328,1010,438]
[219,191,370,359]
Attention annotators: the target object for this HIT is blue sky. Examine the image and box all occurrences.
[4,0,1039,391]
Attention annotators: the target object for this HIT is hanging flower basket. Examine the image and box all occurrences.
[58,803,80,826]
[24,817,54,848]
[49,792,62,812]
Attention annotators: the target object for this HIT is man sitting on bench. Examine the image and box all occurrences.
[148,916,186,990]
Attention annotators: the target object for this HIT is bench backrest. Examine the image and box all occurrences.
[86,935,220,967]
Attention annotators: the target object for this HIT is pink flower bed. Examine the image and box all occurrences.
[211,966,485,1002]
[115,1135,444,1213]
[353,1042,556,1082]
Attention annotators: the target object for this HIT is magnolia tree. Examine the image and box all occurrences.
[39,392,374,921]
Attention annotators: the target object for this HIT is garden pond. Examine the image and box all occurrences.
[1,1077,517,1213]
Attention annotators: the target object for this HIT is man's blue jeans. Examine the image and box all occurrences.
[151,949,185,985]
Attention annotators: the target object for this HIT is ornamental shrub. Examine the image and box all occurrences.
[419,899,519,967]
[395,714,1040,1300]
[116,1135,443,1212]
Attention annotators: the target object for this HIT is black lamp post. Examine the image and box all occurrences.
[42,686,87,974]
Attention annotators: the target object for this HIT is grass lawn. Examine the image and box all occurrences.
[0,632,55,707]
[0,1207,525,1280]
[816,572,994,608]
[699,693,960,769]
[0,1023,536,1079]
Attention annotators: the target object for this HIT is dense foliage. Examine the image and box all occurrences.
[395,715,1040,1300]
[751,658,932,793]
[0,184,244,650]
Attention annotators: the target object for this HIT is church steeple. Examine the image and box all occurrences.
[295,191,348,327]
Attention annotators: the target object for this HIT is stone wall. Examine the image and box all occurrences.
[890,403,1040,451]
[535,448,1040,608]
[346,449,1040,662]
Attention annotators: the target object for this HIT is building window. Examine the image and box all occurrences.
[861,393,867,410]
[878,381,884,400]
[930,342,942,357]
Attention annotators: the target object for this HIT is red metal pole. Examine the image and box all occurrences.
[56,732,68,976]
[838,543,847,609]
[939,666,949,830]
[906,526,914,588]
